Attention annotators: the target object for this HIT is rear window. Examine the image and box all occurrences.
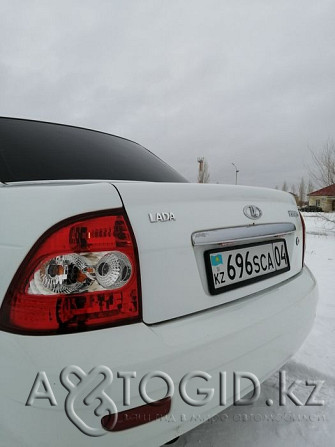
[0,118,187,183]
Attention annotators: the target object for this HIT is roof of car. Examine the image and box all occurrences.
[309,184,335,197]
[0,116,139,146]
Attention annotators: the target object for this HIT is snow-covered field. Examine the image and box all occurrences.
[175,213,335,447]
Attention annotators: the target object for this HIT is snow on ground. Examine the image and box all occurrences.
[174,213,335,447]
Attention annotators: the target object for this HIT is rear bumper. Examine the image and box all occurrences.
[0,265,318,447]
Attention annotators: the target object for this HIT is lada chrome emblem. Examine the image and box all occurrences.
[243,205,262,220]
[148,212,176,223]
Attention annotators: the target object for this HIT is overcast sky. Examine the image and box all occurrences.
[1,0,335,188]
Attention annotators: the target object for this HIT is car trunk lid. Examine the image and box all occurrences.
[112,182,303,324]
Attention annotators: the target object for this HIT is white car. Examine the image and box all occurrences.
[0,117,318,447]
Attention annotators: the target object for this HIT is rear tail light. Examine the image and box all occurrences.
[0,210,141,335]
[299,211,306,268]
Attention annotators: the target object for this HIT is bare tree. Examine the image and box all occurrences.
[305,178,315,207]
[197,157,210,183]
[282,181,288,192]
[307,179,314,195]
[291,184,297,195]
[298,177,306,206]
[309,139,335,187]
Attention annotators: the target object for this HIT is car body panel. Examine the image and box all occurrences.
[0,265,317,447]
[113,182,304,323]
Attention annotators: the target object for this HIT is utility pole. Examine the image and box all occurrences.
[197,157,210,183]
[232,162,239,185]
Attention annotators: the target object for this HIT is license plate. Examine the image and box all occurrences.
[205,239,290,295]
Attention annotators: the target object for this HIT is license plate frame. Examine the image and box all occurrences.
[204,239,290,296]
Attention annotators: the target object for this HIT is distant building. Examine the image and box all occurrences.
[308,184,335,212]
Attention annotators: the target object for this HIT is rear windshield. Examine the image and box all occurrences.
[0,118,187,183]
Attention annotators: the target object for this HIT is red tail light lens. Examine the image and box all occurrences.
[0,210,141,335]
[299,211,306,268]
